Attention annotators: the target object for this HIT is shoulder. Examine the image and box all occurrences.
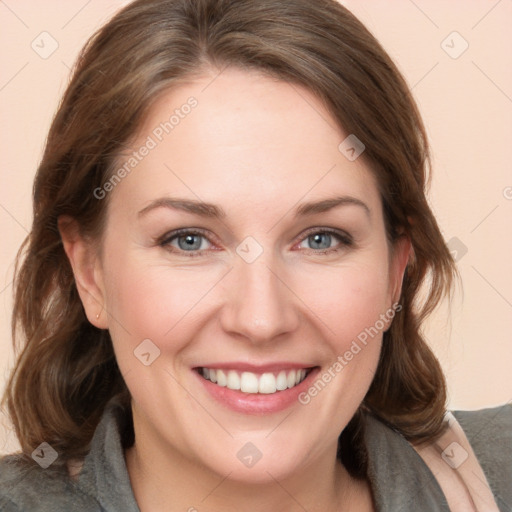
[362,411,450,510]
[452,403,512,508]
[452,403,512,444]
[0,398,136,511]
[362,404,512,511]
[0,454,98,512]
[452,403,512,465]
[0,455,27,512]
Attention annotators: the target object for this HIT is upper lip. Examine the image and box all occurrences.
[194,362,317,373]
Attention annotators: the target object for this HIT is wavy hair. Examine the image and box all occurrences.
[2,0,456,479]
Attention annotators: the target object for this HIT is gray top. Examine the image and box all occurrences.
[1,401,511,511]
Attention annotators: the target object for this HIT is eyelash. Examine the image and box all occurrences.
[157,227,354,258]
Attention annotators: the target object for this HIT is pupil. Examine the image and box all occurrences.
[179,235,201,250]
[311,233,330,249]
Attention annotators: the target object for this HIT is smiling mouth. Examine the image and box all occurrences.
[196,367,314,395]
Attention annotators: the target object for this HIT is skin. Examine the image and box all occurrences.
[61,67,410,511]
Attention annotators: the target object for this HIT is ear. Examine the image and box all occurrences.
[58,215,108,329]
[388,234,411,306]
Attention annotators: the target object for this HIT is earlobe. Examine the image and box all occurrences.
[58,215,108,329]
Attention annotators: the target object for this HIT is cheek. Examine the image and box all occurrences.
[288,261,390,449]
[299,260,391,351]
[102,248,227,359]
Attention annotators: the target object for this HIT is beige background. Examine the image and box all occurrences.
[1,0,511,455]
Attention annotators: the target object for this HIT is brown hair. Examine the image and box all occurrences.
[2,0,456,478]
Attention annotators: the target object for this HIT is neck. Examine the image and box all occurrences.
[125,427,369,512]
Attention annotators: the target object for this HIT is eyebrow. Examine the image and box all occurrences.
[138,197,225,218]
[295,196,370,217]
[137,195,370,219]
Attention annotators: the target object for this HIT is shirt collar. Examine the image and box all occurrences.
[363,412,450,511]
[76,400,450,511]
[76,399,140,511]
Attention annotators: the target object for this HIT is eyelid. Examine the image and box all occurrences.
[296,226,353,243]
[157,226,354,256]
[157,227,218,252]
[292,226,354,252]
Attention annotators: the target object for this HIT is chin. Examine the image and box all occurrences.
[191,431,320,486]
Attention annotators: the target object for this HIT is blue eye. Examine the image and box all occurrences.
[298,229,352,253]
[307,232,333,250]
[159,229,212,255]
[158,227,352,257]
[175,233,206,251]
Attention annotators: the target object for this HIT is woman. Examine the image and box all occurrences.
[1,0,510,510]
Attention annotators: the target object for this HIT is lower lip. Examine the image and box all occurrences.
[194,368,320,415]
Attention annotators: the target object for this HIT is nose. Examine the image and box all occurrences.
[219,253,300,344]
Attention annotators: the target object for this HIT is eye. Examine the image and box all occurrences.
[297,229,353,254]
[157,227,353,257]
[158,228,213,256]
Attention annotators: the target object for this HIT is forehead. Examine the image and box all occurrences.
[110,67,380,216]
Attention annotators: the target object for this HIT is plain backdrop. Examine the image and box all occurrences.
[1,0,511,455]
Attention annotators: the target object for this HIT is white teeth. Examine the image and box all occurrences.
[276,371,288,391]
[287,370,296,389]
[227,370,241,390]
[201,367,309,394]
[216,369,227,387]
[240,372,259,393]
[258,373,276,394]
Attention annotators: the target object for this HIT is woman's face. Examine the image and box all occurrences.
[88,67,408,482]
